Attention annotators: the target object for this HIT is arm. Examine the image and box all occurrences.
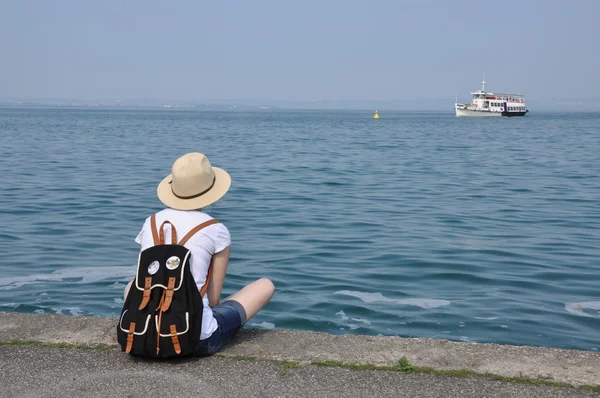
[206,245,230,307]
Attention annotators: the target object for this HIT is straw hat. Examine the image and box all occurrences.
[157,153,231,210]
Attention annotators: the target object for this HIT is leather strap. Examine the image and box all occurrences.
[170,325,181,355]
[125,322,136,353]
[199,263,213,297]
[151,217,219,246]
[150,215,159,245]
[151,217,220,299]
[155,291,165,355]
[161,277,176,312]
[178,219,219,246]
[179,219,219,298]
[138,277,152,310]
[159,221,177,245]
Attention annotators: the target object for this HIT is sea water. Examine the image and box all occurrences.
[0,107,598,351]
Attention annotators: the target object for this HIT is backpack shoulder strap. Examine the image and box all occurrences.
[150,214,160,245]
[200,262,214,298]
[177,219,220,298]
[178,219,220,246]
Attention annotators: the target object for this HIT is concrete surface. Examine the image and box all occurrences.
[0,312,599,397]
[1,345,597,398]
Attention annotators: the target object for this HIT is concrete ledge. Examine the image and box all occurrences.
[1,312,599,387]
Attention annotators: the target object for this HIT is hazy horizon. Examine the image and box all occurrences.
[1,1,598,103]
[2,95,599,112]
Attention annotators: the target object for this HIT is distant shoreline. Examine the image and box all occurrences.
[2,97,599,113]
[0,104,454,112]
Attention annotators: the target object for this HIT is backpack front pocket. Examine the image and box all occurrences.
[118,310,154,355]
[155,311,193,356]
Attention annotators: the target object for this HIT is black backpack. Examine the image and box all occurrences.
[117,215,219,358]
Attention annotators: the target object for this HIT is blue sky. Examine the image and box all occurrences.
[1,0,598,102]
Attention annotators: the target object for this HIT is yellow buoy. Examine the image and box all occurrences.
[373,110,380,119]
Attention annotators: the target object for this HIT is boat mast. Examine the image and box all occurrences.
[481,73,486,92]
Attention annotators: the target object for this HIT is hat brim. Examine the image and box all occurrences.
[156,167,231,211]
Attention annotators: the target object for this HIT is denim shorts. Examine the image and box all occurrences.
[194,300,246,357]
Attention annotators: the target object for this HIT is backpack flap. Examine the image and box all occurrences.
[135,245,191,294]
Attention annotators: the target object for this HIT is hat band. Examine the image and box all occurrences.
[171,176,216,200]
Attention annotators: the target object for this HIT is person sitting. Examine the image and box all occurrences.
[123,152,275,356]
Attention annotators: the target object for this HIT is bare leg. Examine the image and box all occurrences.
[123,281,133,301]
[123,278,274,322]
[223,278,275,321]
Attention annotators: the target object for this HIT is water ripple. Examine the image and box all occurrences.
[0,109,599,350]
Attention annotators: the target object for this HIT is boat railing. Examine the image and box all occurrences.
[471,93,526,103]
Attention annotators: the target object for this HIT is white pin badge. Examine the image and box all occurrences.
[148,261,160,275]
[166,256,181,270]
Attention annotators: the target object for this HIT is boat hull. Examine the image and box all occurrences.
[455,108,528,117]
[455,108,502,117]
[502,111,528,117]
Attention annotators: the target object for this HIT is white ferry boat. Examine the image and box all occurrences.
[455,76,528,117]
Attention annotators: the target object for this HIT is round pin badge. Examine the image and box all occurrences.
[148,261,160,275]
[166,256,181,270]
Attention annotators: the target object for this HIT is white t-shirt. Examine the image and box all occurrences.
[135,208,231,340]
